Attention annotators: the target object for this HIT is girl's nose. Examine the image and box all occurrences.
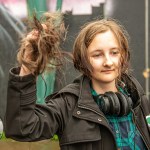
[103,55,113,66]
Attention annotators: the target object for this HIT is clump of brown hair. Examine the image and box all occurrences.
[17,12,66,76]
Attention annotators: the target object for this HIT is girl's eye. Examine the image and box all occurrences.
[92,53,103,58]
[111,51,120,55]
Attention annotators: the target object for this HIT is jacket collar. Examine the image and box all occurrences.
[121,73,143,107]
[75,74,143,109]
[51,73,143,110]
[74,75,102,114]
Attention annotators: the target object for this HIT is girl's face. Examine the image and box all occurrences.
[87,30,121,91]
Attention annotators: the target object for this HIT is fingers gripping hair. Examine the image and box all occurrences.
[17,12,66,76]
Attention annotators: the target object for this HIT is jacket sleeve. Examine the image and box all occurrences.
[4,67,72,142]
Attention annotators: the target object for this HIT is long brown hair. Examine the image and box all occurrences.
[17,12,66,76]
[73,18,130,78]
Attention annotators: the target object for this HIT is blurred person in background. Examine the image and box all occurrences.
[4,15,150,150]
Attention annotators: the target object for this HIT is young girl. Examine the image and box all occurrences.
[5,18,150,150]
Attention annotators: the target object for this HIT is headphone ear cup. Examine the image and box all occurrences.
[99,95,110,114]
[105,92,120,115]
[115,92,130,116]
[123,94,133,110]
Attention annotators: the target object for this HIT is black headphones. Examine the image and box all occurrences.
[97,91,133,116]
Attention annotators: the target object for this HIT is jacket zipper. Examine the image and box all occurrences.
[132,110,149,149]
[78,104,118,150]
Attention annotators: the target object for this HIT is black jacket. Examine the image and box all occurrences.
[5,67,150,150]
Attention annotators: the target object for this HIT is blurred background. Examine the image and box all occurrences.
[0,0,150,130]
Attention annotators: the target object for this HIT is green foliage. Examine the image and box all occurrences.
[51,134,59,141]
[0,132,58,141]
[0,132,7,140]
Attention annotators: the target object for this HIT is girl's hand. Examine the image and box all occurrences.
[19,29,39,76]
[19,24,47,76]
